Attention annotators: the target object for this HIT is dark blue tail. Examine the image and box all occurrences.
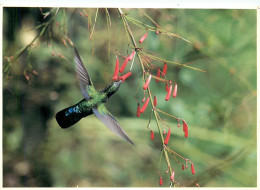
[55,100,93,129]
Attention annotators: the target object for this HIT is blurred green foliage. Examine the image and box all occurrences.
[3,8,256,187]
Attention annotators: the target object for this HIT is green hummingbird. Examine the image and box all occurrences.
[55,47,134,145]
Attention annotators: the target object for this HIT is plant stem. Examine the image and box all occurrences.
[117,8,173,175]
[4,8,59,77]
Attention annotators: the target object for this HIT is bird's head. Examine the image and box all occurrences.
[103,80,122,99]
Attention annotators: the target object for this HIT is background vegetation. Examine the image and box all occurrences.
[3,8,256,187]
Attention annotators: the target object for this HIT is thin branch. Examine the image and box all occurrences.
[118,7,173,176]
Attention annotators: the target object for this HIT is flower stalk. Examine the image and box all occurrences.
[117,7,173,176]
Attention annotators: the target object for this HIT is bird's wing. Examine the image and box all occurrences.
[74,46,93,100]
[93,104,134,145]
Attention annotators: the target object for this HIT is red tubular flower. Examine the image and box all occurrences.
[150,130,154,140]
[159,176,163,186]
[165,83,172,101]
[185,127,188,138]
[170,170,175,181]
[112,57,119,81]
[154,96,157,106]
[191,163,195,175]
[173,83,178,98]
[119,72,132,83]
[164,128,171,145]
[139,32,148,43]
[143,75,152,90]
[165,83,169,92]
[136,103,140,117]
[183,120,188,138]
[156,30,159,35]
[128,50,135,61]
[182,164,185,170]
[156,69,160,82]
[140,97,150,113]
[162,62,167,76]
[119,57,129,73]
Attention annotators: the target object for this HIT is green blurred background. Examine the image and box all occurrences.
[3,8,256,187]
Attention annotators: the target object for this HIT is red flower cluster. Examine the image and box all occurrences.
[112,56,133,83]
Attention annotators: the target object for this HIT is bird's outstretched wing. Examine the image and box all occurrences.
[74,47,93,100]
[93,104,134,145]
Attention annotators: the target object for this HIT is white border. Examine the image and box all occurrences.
[0,0,259,9]
[0,0,259,189]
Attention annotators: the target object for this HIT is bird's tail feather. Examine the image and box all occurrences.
[55,103,92,129]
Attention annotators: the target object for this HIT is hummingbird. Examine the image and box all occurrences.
[55,47,134,145]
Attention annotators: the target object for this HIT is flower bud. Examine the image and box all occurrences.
[170,170,175,182]
[191,163,195,175]
[165,83,172,101]
[153,96,157,106]
[140,97,150,113]
[162,62,167,77]
[139,32,148,43]
[182,164,185,170]
[165,83,169,92]
[143,74,152,90]
[173,83,178,98]
[164,128,171,145]
[112,57,119,81]
[128,50,135,61]
[177,119,180,127]
[150,130,154,140]
[166,166,169,173]
[183,120,188,138]
[119,57,129,73]
[136,103,140,117]
[119,72,132,82]
[159,176,163,186]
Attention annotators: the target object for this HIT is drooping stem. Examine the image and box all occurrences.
[4,8,60,77]
[117,8,173,175]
